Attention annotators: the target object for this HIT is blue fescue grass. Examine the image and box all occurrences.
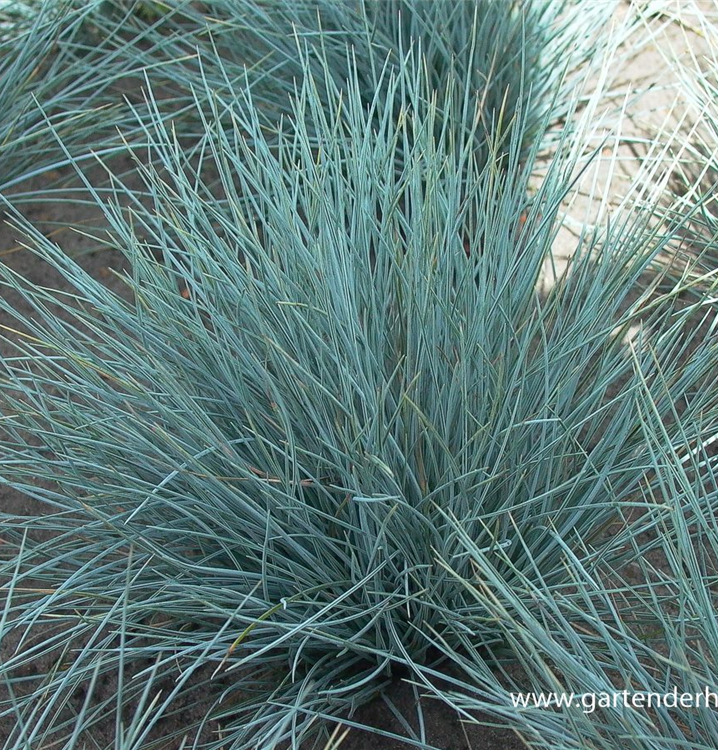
[435,394,718,749]
[2,34,718,748]
[0,0,620,208]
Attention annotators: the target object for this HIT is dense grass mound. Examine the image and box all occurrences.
[1,39,718,749]
[0,1,143,196]
[0,0,615,203]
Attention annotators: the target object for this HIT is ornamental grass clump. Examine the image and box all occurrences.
[422,348,718,749]
[76,0,614,149]
[89,0,610,163]
[0,0,616,204]
[0,1,135,196]
[2,29,718,750]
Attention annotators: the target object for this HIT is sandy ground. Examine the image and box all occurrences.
[0,2,715,748]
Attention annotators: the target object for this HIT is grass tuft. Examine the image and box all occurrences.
[0,3,717,750]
